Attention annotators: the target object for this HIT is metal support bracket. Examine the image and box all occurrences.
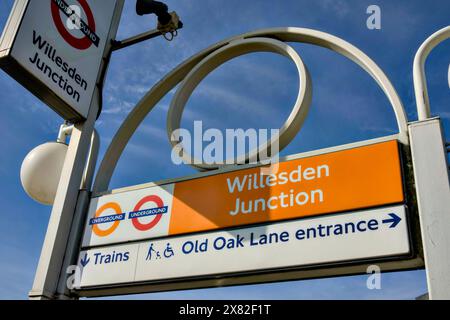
[111,12,183,51]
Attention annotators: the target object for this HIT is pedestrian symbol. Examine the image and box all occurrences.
[146,243,160,261]
[146,243,174,261]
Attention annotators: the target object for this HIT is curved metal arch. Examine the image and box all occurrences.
[414,25,450,120]
[92,27,408,194]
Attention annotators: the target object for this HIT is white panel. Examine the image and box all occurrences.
[77,205,410,289]
[78,243,138,287]
[134,205,409,282]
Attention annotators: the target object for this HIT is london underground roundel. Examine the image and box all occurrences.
[131,196,165,231]
[51,0,99,50]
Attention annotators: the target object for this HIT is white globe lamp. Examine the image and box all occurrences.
[20,142,68,205]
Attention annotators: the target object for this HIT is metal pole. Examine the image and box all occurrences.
[28,1,124,300]
[28,92,99,300]
[412,26,450,299]
[55,130,100,299]
[413,26,450,121]
[409,118,450,300]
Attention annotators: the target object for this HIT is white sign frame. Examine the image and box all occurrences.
[74,205,421,297]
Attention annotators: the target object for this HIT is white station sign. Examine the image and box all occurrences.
[76,205,411,289]
[0,0,119,120]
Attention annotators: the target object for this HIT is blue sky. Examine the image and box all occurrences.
[0,0,449,300]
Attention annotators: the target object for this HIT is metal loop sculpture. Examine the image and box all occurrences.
[93,27,408,194]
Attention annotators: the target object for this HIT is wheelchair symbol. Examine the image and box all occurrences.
[164,243,175,258]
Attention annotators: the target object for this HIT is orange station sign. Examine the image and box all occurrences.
[170,140,404,234]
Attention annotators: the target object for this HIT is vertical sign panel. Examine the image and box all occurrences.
[0,0,119,120]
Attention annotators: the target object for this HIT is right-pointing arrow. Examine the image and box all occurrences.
[382,213,402,229]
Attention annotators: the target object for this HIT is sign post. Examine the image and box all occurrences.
[411,26,450,299]
[409,118,450,299]
[28,89,100,300]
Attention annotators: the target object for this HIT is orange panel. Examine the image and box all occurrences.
[170,140,404,236]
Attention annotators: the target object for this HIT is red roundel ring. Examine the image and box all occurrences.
[131,196,165,231]
[51,0,96,50]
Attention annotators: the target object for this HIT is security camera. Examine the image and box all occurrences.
[136,0,173,25]
[136,0,183,37]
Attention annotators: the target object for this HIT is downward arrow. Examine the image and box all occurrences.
[80,253,90,267]
[382,213,402,229]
